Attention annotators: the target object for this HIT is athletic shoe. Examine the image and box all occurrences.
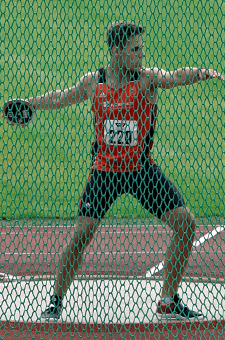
[157,294,203,320]
[41,295,62,320]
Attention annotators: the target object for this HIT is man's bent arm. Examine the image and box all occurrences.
[29,72,97,111]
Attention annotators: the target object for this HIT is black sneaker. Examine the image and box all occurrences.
[41,295,63,320]
[157,294,203,320]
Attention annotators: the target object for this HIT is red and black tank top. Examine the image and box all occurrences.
[91,67,157,172]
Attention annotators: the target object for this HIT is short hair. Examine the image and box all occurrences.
[106,21,145,54]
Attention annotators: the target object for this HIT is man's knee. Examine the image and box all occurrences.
[75,216,100,245]
[163,206,196,234]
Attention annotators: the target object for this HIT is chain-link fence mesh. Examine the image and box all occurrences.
[1,0,224,339]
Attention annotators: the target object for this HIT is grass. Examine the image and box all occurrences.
[0,0,224,221]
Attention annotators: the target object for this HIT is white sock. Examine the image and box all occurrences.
[161,297,172,304]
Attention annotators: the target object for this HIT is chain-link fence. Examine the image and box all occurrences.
[1,0,224,338]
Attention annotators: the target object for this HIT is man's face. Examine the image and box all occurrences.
[118,34,144,73]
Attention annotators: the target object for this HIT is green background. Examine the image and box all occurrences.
[0,0,224,221]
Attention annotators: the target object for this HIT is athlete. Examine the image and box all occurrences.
[4,21,224,320]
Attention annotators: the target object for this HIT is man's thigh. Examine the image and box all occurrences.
[78,170,123,220]
[129,163,185,219]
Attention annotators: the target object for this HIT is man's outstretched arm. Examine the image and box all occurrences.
[146,67,224,90]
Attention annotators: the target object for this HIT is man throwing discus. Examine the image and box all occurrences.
[3,21,224,320]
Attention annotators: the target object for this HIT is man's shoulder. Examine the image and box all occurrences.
[140,67,159,90]
[87,67,108,84]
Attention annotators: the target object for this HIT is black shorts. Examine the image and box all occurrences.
[78,163,185,220]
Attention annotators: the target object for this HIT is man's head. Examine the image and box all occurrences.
[106,21,145,73]
[106,21,145,53]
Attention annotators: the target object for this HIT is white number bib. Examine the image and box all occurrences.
[104,120,138,146]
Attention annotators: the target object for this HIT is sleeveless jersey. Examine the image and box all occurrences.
[91,68,157,172]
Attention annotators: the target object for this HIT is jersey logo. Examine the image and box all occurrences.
[98,91,107,98]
